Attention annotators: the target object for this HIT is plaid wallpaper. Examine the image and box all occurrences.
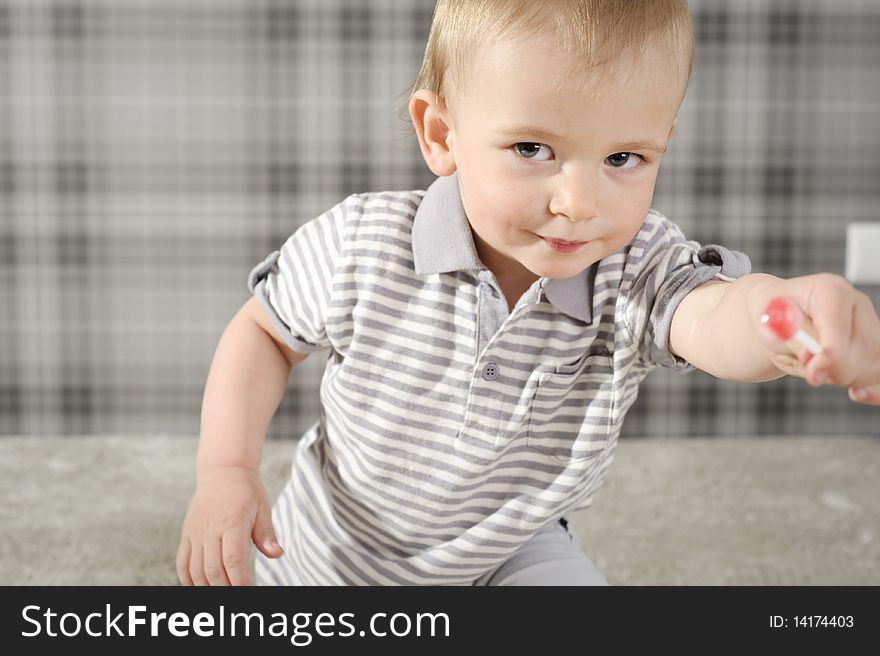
[1,0,878,438]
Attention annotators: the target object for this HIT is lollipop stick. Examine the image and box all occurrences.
[790,328,823,356]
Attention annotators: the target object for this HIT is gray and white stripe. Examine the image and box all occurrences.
[251,174,750,585]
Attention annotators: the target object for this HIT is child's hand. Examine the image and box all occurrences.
[176,466,283,586]
[754,273,880,404]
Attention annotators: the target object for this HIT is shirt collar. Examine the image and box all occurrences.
[411,173,594,324]
[412,172,484,274]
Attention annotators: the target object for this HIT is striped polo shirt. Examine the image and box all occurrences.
[248,173,750,585]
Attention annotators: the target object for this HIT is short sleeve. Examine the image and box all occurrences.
[619,211,751,371]
[247,200,347,353]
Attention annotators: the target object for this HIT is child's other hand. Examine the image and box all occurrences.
[754,273,880,404]
[176,466,283,586]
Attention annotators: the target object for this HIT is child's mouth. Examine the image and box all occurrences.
[541,236,588,253]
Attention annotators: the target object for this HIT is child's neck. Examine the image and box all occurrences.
[488,264,540,313]
[472,232,540,312]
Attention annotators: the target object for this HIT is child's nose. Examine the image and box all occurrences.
[549,172,598,223]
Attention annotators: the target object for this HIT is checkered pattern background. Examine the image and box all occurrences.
[1,0,878,438]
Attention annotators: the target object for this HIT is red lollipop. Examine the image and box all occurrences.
[760,297,823,355]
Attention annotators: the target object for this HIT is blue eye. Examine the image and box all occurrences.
[606,152,642,170]
[514,142,553,161]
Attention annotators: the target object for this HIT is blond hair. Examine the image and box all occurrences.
[407,0,693,112]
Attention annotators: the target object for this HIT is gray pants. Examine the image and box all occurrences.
[473,518,609,586]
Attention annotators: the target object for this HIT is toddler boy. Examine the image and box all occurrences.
[178,0,880,586]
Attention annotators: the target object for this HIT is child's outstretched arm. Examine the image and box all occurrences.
[177,297,308,586]
[670,272,880,403]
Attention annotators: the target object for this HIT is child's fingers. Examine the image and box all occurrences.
[203,538,232,586]
[800,276,854,384]
[845,296,880,388]
[252,501,284,559]
[188,544,209,586]
[221,529,253,586]
[849,383,880,405]
[755,296,820,379]
[809,290,880,388]
[842,297,880,399]
[176,538,194,586]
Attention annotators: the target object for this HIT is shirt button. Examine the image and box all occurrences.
[482,362,499,380]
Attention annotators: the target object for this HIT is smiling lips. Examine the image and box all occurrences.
[540,236,589,253]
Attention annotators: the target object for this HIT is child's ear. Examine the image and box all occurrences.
[409,90,457,177]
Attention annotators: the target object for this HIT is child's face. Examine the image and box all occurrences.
[443,33,686,282]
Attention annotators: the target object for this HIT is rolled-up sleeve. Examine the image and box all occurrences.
[248,200,346,353]
[619,211,751,371]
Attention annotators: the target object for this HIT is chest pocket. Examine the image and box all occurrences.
[527,349,615,464]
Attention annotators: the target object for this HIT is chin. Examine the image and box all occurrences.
[529,261,590,280]
[542,251,595,275]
